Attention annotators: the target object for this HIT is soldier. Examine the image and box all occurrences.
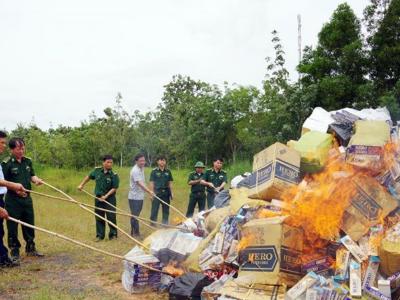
[186,161,206,217]
[149,156,173,225]
[78,155,119,241]
[0,131,27,267]
[201,158,227,209]
[2,137,44,263]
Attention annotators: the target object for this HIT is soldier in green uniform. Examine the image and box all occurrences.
[149,156,173,225]
[78,155,119,241]
[186,161,206,217]
[2,137,44,262]
[201,157,227,209]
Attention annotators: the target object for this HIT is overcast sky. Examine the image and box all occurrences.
[0,0,369,130]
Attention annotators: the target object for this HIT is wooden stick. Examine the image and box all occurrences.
[80,189,183,229]
[82,188,187,221]
[28,190,184,231]
[41,182,149,250]
[7,216,172,276]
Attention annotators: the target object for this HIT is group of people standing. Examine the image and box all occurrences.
[0,131,227,268]
[128,154,227,237]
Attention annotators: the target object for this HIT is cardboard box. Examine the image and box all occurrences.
[219,279,286,300]
[240,143,300,200]
[346,120,390,169]
[236,216,303,286]
[340,175,398,241]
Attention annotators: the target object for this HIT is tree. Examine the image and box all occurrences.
[367,0,400,93]
[298,3,370,110]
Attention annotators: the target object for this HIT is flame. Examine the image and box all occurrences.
[282,155,359,241]
[172,216,185,225]
[237,234,257,251]
[163,261,185,277]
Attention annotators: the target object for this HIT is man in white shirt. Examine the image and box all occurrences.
[128,153,154,237]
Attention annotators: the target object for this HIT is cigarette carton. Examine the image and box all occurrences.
[340,235,368,263]
[349,259,362,298]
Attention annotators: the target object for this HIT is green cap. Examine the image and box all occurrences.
[194,161,205,168]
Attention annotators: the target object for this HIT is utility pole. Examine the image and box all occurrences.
[297,14,302,83]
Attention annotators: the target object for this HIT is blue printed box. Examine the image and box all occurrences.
[239,143,301,200]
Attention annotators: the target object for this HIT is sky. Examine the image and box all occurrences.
[0,0,370,130]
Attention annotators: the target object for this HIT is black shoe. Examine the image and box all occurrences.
[109,235,118,240]
[26,250,44,257]
[0,257,19,268]
[10,249,20,262]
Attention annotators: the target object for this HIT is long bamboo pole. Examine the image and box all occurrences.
[28,190,184,231]
[7,216,171,276]
[81,189,187,220]
[41,182,149,250]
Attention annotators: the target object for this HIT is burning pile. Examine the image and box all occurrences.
[123,106,400,300]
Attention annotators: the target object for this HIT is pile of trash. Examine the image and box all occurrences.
[122,106,400,299]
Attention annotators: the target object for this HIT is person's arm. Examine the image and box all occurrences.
[0,207,8,219]
[216,173,228,192]
[101,188,117,200]
[132,168,154,195]
[200,172,215,189]
[188,173,201,186]
[149,170,155,200]
[0,179,25,193]
[101,173,119,200]
[29,160,43,186]
[137,181,154,195]
[77,176,91,191]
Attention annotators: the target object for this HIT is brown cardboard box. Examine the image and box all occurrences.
[218,279,286,300]
[341,175,398,241]
[240,143,300,200]
[236,216,303,287]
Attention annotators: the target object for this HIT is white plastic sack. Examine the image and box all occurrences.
[122,246,162,294]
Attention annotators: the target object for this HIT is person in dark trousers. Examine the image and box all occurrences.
[0,131,27,268]
[201,158,227,209]
[128,153,154,237]
[149,156,173,225]
[186,161,206,218]
[2,137,44,263]
[78,155,119,241]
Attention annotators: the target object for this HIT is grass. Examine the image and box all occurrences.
[0,162,251,299]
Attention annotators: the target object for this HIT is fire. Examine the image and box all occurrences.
[163,261,185,277]
[237,234,257,251]
[281,150,362,242]
[172,216,185,225]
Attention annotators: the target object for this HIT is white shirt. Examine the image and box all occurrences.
[128,164,145,200]
[0,164,7,195]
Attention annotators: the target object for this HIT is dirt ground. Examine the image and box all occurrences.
[0,250,168,300]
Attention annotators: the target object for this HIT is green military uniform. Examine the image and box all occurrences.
[149,168,173,224]
[88,167,119,240]
[186,171,205,217]
[2,155,36,255]
[203,168,227,208]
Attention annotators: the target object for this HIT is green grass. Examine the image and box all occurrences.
[0,162,251,299]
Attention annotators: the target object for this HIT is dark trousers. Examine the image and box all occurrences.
[128,199,143,235]
[186,192,206,217]
[95,197,117,239]
[206,192,216,209]
[0,195,8,261]
[150,194,170,224]
[5,196,35,253]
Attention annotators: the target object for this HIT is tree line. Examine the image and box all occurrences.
[3,0,400,169]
